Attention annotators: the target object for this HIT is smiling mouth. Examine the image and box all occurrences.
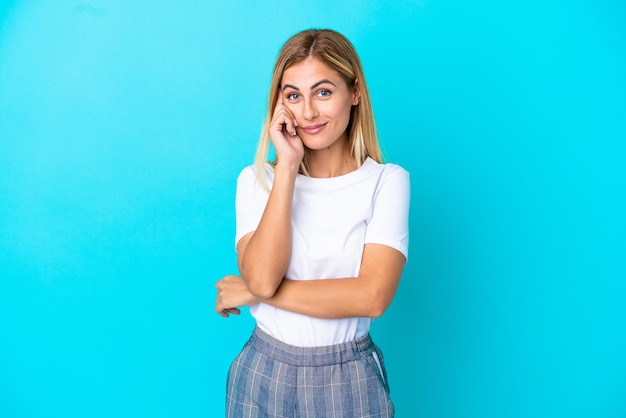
[300,123,327,135]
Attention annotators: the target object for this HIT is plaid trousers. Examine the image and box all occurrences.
[226,327,394,417]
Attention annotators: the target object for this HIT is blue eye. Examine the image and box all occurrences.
[317,90,331,98]
[287,93,300,101]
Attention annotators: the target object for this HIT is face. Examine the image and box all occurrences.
[280,57,359,151]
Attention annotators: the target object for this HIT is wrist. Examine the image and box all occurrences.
[274,160,300,176]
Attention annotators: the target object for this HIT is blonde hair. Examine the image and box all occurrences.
[254,29,382,187]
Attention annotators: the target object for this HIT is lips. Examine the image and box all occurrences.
[300,123,327,135]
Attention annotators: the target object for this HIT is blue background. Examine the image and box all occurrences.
[1,1,624,417]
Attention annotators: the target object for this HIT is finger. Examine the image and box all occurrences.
[280,102,298,134]
[271,108,296,137]
[277,88,283,106]
[215,297,227,315]
[272,92,297,136]
[216,308,240,318]
[272,91,285,119]
[279,108,298,136]
[285,115,297,136]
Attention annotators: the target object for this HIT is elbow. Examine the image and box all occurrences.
[367,302,388,318]
[248,283,278,300]
[243,272,280,299]
[363,289,391,318]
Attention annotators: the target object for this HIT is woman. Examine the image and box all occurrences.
[215,28,410,417]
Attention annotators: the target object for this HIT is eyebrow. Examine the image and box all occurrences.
[282,79,337,92]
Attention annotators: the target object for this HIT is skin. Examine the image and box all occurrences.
[215,57,406,319]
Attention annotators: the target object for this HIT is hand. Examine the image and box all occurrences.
[215,275,260,318]
[268,91,304,166]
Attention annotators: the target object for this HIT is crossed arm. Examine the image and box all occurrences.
[216,158,407,319]
[215,233,406,319]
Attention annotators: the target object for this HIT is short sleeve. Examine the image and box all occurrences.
[235,166,271,247]
[364,165,410,259]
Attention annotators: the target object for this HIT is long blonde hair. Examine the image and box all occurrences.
[255,29,382,187]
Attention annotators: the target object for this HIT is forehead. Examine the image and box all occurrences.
[281,57,344,87]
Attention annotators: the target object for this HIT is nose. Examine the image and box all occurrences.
[303,97,319,120]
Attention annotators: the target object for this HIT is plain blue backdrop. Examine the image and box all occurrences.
[1,1,625,417]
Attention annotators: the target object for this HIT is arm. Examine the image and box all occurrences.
[217,165,410,318]
[237,163,298,299]
[237,93,303,299]
[265,243,406,318]
[216,243,406,319]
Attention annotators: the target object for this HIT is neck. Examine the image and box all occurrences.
[305,138,357,178]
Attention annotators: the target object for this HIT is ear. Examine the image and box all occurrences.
[352,79,361,106]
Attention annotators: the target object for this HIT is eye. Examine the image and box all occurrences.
[287,93,300,101]
[317,89,331,98]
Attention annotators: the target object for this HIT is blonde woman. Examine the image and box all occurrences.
[215,28,409,418]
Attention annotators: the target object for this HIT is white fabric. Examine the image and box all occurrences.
[235,157,410,347]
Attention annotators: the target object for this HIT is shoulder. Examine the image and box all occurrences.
[364,160,410,204]
[382,162,409,179]
[237,163,275,183]
[364,158,410,184]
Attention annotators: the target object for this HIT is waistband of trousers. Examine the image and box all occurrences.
[249,326,376,367]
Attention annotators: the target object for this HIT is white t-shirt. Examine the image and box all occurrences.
[235,157,410,347]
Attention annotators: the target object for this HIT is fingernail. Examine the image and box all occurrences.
[294,119,298,127]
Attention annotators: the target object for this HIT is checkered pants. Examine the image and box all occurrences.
[226,327,394,417]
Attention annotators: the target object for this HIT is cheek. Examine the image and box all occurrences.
[283,103,298,116]
[326,100,353,121]
[336,103,353,126]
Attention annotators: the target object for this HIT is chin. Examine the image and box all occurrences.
[302,135,345,152]
[304,144,333,151]
[302,139,334,151]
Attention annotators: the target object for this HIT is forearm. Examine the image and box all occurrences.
[260,245,405,319]
[239,162,299,298]
[262,277,388,319]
